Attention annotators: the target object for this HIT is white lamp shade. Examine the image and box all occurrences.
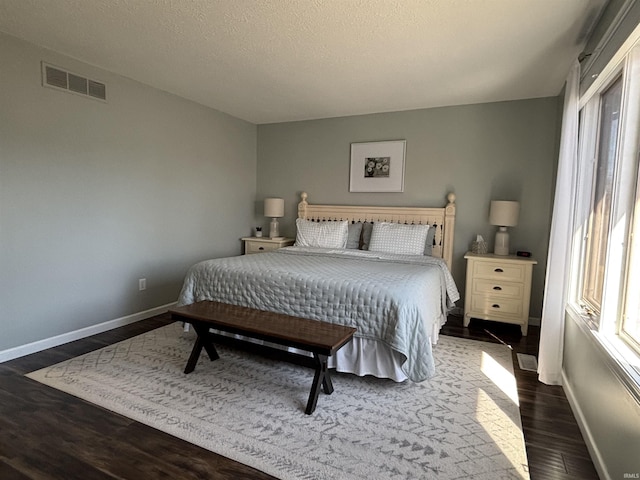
[489,201,519,227]
[264,197,285,218]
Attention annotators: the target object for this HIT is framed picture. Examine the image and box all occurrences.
[349,140,406,192]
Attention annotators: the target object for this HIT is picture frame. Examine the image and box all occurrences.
[349,140,406,192]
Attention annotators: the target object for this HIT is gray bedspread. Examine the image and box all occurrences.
[177,246,460,381]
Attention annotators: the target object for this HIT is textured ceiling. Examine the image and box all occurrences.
[0,0,606,124]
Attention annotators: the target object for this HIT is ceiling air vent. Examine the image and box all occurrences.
[42,62,106,102]
[68,73,88,95]
[88,80,106,100]
[45,65,67,89]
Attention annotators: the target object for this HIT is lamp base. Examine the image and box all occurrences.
[494,227,510,255]
[269,218,280,238]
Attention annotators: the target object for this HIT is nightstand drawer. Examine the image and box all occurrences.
[241,237,295,255]
[471,279,524,298]
[245,242,281,254]
[472,261,526,282]
[470,294,523,317]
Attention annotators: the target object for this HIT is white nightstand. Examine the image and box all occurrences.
[241,237,295,255]
[463,252,537,336]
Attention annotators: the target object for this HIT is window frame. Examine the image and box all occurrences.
[579,75,624,317]
[620,187,640,352]
[571,28,640,400]
[616,45,640,352]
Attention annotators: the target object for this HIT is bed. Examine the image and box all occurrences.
[177,192,459,382]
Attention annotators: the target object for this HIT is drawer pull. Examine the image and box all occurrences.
[493,286,502,291]
[258,247,264,250]
[494,268,504,273]
[492,304,500,309]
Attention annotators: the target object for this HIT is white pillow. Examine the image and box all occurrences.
[368,222,431,256]
[295,219,349,249]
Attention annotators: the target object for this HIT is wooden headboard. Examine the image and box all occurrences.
[297,192,456,271]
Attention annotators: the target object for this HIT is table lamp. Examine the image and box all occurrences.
[264,197,285,239]
[489,200,519,255]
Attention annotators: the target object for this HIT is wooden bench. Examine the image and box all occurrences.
[168,301,357,415]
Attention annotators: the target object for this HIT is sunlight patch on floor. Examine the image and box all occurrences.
[480,351,519,405]
[476,388,529,479]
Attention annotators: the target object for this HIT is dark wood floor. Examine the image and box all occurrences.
[0,314,599,479]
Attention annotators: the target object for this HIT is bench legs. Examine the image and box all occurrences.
[184,322,219,374]
[183,321,334,415]
[306,353,333,415]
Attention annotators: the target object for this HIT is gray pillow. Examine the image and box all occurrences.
[424,225,436,256]
[361,222,373,250]
[346,222,363,249]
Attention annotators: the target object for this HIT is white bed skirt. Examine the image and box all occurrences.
[326,336,408,382]
[193,328,443,383]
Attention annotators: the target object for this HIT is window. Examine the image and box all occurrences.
[574,32,640,364]
[581,77,623,314]
[621,186,640,351]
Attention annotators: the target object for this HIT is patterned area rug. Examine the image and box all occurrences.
[27,323,529,479]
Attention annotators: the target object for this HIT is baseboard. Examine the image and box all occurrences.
[0,302,177,364]
[561,370,611,480]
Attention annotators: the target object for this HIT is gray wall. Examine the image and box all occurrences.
[257,98,560,317]
[0,33,257,351]
[564,314,640,477]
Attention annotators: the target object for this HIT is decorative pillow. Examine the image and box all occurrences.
[361,222,373,250]
[295,219,349,249]
[368,222,431,256]
[423,224,436,256]
[346,222,363,249]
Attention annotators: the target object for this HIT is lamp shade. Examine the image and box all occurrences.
[489,201,519,227]
[264,197,285,218]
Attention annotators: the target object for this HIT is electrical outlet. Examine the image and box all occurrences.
[138,278,146,291]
